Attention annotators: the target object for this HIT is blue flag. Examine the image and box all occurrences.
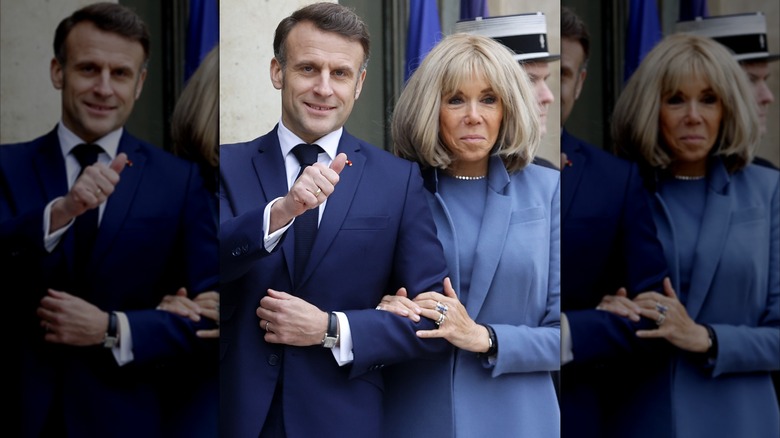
[185,0,219,83]
[624,0,662,82]
[406,0,442,81]
[460,0,489,20]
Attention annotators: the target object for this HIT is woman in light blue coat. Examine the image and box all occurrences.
[379,33,560,437]
[606,34,779,438]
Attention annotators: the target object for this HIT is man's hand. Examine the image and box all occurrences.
[37,289,109,346]
[256,289,329,346]
[269,153,348,233]
[51,153,129,232]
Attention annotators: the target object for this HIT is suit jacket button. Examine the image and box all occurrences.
[232,248,241,256]
[268,354,280,366]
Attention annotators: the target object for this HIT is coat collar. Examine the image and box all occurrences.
[424,155,513,316]
[653,158,732,319]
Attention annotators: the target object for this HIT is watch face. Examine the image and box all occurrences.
[322,336,337,349]
[103,336,118,349]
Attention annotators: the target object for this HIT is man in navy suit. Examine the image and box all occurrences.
[218,3,448,437]
[557,6,671,438]
[0,3,217,436]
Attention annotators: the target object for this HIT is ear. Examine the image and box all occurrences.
[354,68,367,99]
[270,58,283,90]
[50,58,64,90]
[134,68,148,100]
[574,68,587,100]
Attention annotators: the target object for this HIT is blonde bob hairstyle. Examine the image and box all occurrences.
[612,33,759,173]
[391,33,541,173]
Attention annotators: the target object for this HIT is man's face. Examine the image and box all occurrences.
[271,21,366,144]
[521,61,554,135]
[741,61,775,136]
[560,37,587,127]
[50,21,147,143]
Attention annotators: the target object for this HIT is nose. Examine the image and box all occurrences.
[684,102,702,123]
[313,72,333,97]
[93,69,113,97]
[464,102,481,124]
[755,81,775,106]
[537,81,554,107]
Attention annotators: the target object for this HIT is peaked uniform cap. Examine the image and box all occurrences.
[675,12,780,63]
[455,12,560,63]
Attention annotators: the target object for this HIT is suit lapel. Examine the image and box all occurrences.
[298,133,365,287]
[686,164,731,319]
[561,131,586,220]
[34,130,69,202]
[91,134,145,266]
[251,130,297,286]
[465,157,511,315]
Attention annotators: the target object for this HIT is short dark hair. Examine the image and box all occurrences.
[561,6,590,62]
[53,2,150,66]
[273,2,370,72]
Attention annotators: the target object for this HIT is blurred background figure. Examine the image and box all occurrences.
[610,33,779,438]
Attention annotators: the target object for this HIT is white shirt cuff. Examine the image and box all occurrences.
[561,312,573,365]
[112,311,134,366]
[263,197,294,252]
[43,197,73,253]
[331,311,354,366]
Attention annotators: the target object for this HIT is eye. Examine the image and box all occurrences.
[446,96,464,105]
[701,93,719,105]
[302,66,314,73]
[665,94,684,105]
[482,95,497,104]
[333,70,347,78]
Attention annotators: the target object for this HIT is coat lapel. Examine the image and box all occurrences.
[251,130,297,286]
[298,132,365,287]
[686,163,731,319]
[561,130,586,220]
[91,133,145,266]
[464,157,512,315]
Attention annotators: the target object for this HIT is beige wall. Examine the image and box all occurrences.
[220,0,333,144]
[0,0,105,143]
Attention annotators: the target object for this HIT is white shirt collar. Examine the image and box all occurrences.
[277,119,342,162]
[57,121,123,160]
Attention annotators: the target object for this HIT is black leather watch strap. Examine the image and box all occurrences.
[103,311,118,348]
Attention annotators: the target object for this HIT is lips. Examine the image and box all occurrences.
[305,102,335,112]
[85,102,116,113]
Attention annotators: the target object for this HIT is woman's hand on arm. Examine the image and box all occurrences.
[634,277,710,353]
[415,277,490,354]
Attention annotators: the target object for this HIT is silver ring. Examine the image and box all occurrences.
[435,301,448,315]
[375,305,382,310]
[95,188,103,195]
[656,313,666,326]
[655,302,668,314]
[314,187,322,196]
[265,321,271,332]
[435,313,446,327]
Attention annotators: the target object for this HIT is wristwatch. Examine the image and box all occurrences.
[103,311,118,348]
[321,312,339,348]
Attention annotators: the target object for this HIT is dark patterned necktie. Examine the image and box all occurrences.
[291,143,323,288]
[71,143,103,288]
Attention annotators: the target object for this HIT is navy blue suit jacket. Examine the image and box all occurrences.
[559,129,670,438]
[218,127,449,438]
[1,128,218,437]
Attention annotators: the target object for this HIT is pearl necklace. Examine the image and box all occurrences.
[452,175,487,180]
[674,174,705,181]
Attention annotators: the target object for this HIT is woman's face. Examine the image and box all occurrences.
[439,74,503,175]
[659,74,723,174]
